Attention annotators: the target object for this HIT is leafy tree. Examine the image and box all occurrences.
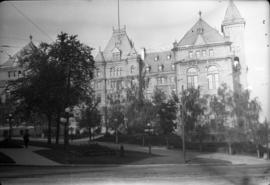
[152,88,177,136]
[9,32,95,145]
[79,96,101,141]
[180,87,205,135]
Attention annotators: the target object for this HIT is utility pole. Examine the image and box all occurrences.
[181,85,186,163]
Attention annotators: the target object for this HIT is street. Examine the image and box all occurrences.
[1,164,270,185]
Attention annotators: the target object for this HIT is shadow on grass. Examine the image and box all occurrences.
[0,139,23,148]
[0,152,15,164]
[10,139,159,165]
[35,149,158,164]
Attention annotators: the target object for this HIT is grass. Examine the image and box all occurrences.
[12,139,156,164]
[0,152,15,164]
[36,149,153,164]
[0,139,23,148]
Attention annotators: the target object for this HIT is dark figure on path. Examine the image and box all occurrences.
[23,130,30,148]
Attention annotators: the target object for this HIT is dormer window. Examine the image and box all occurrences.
[112,47,121,60]
[197,28,204,34]
[154,56,159,61]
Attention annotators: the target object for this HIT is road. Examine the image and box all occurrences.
[1,164,270,185]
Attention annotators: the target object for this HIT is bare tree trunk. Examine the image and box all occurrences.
[55,112,60,144]
[165,136,169,149]
[88,127,92,142]
[256,144,260,158]
[47,115,52,144]
[228,141,232,155]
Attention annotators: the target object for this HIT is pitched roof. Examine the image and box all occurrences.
[95,27,137,61]
[178,18,226,47]
[222,0,245,26]
[0,40,37,68]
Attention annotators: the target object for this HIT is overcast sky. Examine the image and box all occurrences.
[0,0,269,120]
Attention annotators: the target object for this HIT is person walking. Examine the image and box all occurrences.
[23,130,30,148]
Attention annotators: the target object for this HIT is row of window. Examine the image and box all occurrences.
[8,70,22,78]
[154,54,172,61]
[145,63,175,73]
[95,66,220,90]
[188,49,214,58]
[187,66,219,90]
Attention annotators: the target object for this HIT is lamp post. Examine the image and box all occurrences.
[6,113,13,140]
[145,122,153,155]
[114,118,118,144]
[64,107,71,146]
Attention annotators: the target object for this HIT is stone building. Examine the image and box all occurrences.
[92,0,247,129]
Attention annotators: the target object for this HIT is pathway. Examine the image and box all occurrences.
[0,146,60,166]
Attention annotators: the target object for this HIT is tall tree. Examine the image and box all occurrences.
[10,32,95,145]
[79,96,101,141]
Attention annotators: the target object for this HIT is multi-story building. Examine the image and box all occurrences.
[0,1,247,131]
[93,0,247,126]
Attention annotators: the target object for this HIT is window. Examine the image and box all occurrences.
[196,51,200,58]
[157,77,166,84]
[170,76,175,83]
[207,66,219,90]
[158,65,164,72]
[167,55,171,60]
[18,71,22,77]
[116,68,121,76]
[145,65,151,73]
[96,68,101,77]
[209,49,214,56]
[154,56,159,61]
[202,50,206,57]
[130,65,135,74]
[187,67,198,88]
[8,71,11,78]
[171,64,175,71]
[110,68,115,77]
[189,51,193,58]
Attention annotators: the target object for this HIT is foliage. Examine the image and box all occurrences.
[78,96,101,141]
[9,32,95,144]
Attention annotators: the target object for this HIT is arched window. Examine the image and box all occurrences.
[130,65,135,74]
[207,66,219,90]
[187,67,198,88]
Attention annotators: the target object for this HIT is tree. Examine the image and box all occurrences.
[152,88,177,136]
[10,32,95,145]
[79,96,101,141]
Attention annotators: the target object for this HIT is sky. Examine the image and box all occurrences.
[0,0,269,120]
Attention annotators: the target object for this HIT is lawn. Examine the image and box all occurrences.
[12,139,156,165]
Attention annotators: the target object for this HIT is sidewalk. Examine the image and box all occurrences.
[197,153,270,165]
[0,146,60,166]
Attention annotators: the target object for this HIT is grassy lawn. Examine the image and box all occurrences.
[0,139,23,148]
[12,139,157,164]
[0,152,15,164]
[35,149,154,164]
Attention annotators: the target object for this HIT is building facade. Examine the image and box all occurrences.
[93,1,247,119]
